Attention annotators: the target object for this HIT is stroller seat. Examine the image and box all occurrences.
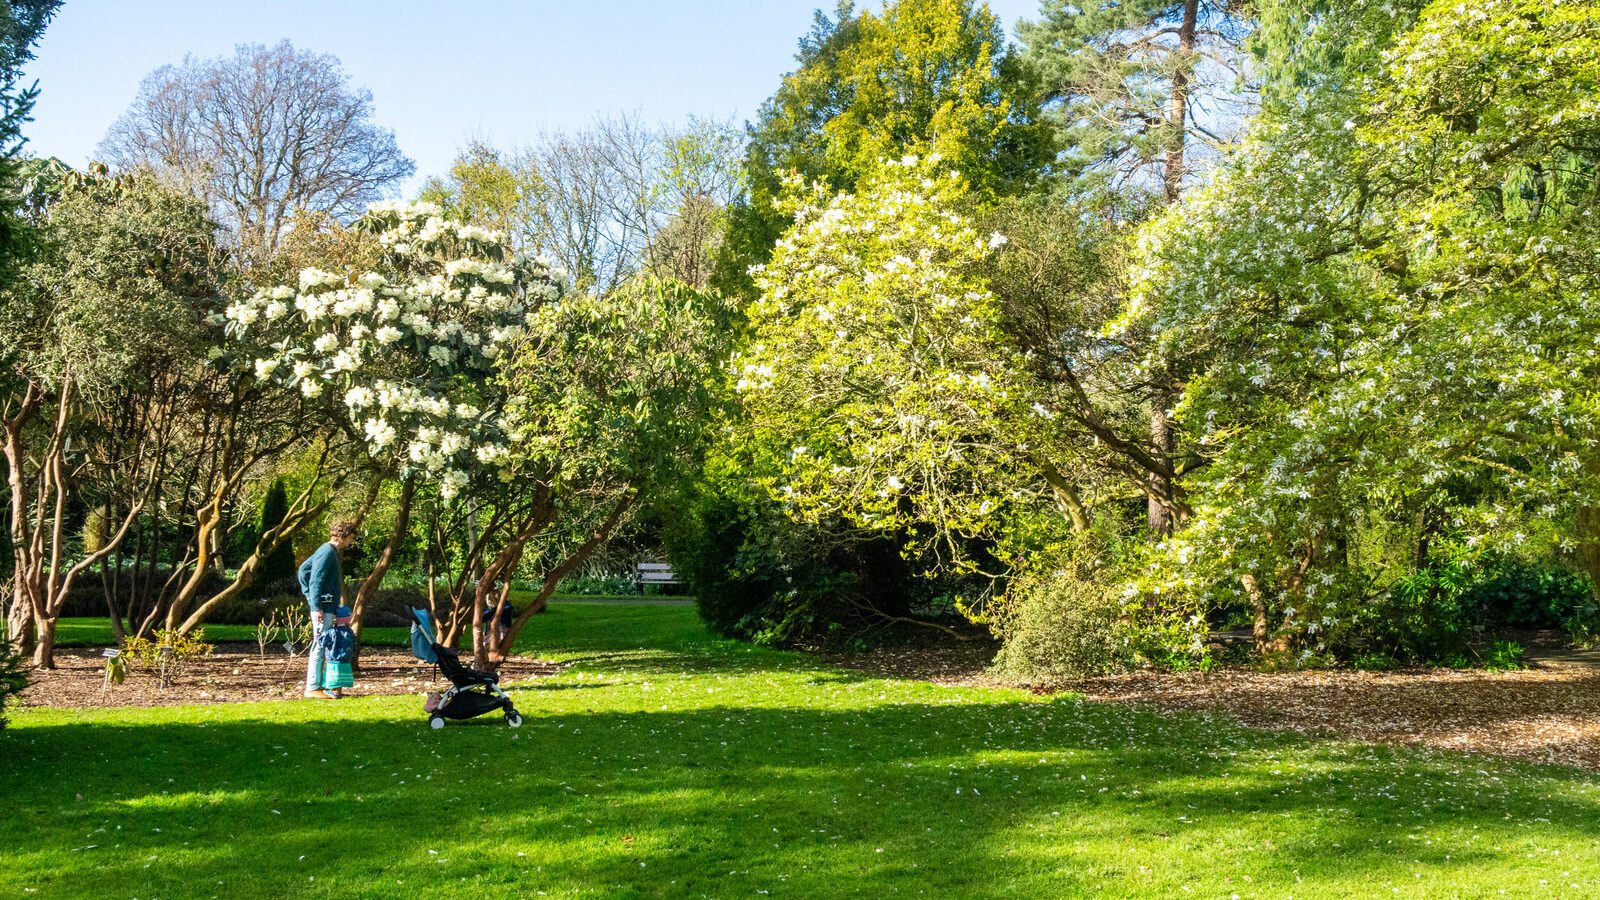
[433,643,500,686]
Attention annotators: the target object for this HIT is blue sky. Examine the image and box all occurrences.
[22,0,1043,190]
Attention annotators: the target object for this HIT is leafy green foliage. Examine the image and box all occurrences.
[721,0,1053,296]
[1482,639,1529,672]
[118,629,215,686]
[1459,560,1594,630]
[989,564,1134,679]
[2,171,220,397]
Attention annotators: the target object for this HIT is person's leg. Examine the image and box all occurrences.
[304,618,326,695]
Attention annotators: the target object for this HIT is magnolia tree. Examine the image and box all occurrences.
[737,155,1038,575]
[218,201,563,636]
[1120,0,1600,656]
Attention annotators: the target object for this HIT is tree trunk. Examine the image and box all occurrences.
[209,511,229,574]
[1577,502,1600,608]
[104,584,127,643]
[1037,458,1090,533]
[487,493,636,670]
[1162,0,1200,205]
[7,598,32,654]
[1148,0,1195,537]
[350,475,416,665]
[176,485,336,634]
[1241,573,1270,654]
[30,615,55,669]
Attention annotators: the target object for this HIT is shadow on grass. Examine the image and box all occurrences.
[5,691,1598,899]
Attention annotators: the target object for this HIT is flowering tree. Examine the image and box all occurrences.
[737,155,1033,569]
[223,202,727,668]
[214,201,563,634]
[227,201,556,499]
[1120,0,1600,656]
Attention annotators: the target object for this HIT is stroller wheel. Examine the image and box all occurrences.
[505,710,523,728]
[429,715,446,730]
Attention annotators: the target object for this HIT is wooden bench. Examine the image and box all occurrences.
[634,561,679,593]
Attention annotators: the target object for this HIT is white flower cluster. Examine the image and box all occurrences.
[225,202,562,502]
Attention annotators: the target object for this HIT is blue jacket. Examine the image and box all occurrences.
[297,542,342,616]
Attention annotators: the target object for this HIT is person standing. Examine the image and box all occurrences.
[299,521,356,699]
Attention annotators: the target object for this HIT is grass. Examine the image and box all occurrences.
[6,605,1600,898]
[50,593,701,653]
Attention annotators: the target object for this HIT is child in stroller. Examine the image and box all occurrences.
[408,607,522,729]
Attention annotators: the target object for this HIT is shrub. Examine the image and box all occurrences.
[989,567,1135,681]
[1482,638,1528,671]
[555,572,637,596]
[357,586,429,626]
[1566,606,1600,649]
[665,490,835,642]
[1352,651,1401,671]
[120,629,214,687]
[1337,565,1475,666]
[202,589,283,625]
[0,638,28,730]
[1460,559,1592,629]
[59,567,231,618]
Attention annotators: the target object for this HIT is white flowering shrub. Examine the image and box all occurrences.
[737,155,1029,558]
[225,202,562,500]
[1116,0,1600,660]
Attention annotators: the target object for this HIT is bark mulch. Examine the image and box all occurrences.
[831,645,1600,771]
[1075,664,1600,770]
[17,642,561,710]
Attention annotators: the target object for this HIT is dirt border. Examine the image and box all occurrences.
[17,642,561,710]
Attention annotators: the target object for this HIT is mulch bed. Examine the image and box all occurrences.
[17,641,561,710]
[831,645,1600,771]
[1074,664,1600,770]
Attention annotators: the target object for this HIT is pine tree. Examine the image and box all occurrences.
[1019,0,1253,204]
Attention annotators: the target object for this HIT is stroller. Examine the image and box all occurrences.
[407,607,523,729]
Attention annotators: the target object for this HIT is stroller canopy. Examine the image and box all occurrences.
[407,607,439,664]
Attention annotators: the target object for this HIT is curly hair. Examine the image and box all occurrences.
[329,521,358,541]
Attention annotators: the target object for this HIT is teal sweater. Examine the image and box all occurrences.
[297,542,342,616]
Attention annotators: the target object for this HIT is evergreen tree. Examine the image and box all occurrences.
[0,1,63,259]
[255,479,297,594]
[717,0,1054,298]
[1019,0,1252,203]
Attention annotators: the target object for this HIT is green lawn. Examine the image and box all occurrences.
[50,593,701,654]
[6,605,1600,898]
